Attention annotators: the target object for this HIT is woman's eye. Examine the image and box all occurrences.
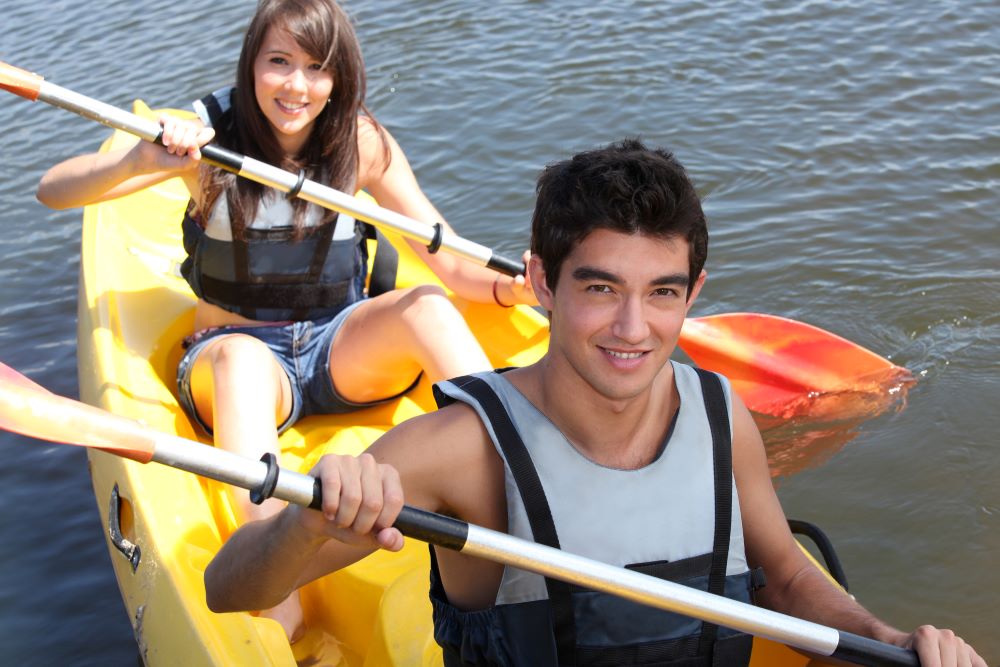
[308,63,324,71]
[269,57,288,66]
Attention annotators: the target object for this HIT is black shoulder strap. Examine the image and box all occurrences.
[693,368,734,662]
[362,223,398,298]
[434,374,579,664]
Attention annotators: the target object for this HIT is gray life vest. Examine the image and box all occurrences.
[180,87,397,321]
[429,363,761,666]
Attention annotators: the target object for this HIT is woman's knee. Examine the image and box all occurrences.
[202,334,276,376]
[397,284,459,323]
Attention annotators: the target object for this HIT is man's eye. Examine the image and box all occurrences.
[653,288,679,297]
[587,285,612,294]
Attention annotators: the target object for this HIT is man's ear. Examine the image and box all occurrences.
[684,270,707,314]
[528,254,555,311]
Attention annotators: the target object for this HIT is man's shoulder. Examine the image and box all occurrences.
[375,398,491,460]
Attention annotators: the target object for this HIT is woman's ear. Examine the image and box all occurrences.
[528,254,555,311]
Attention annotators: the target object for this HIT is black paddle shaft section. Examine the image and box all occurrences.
[394,506,469,551]
[200,144,246,173]
[834,631,920,667]
[151,128,245,173]
[487,253,526,277]
[307,481,469,552]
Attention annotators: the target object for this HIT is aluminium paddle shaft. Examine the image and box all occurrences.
[0,61,525,277]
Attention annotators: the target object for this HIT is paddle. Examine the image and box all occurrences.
[679,314,914,419]
[0,61,913,419]
[0,61,524,277]
[0,363,917,666]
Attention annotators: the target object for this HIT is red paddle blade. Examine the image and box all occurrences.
[0,362,155,462]
[0,61,43,101]
[0,362,49,391]
[679,313,915,420]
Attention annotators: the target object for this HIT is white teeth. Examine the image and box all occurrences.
[277,100,306,111]
[606,350,643,359]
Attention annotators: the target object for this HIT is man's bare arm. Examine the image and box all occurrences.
[731,392,985,665]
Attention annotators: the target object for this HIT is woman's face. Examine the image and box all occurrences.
[253,26,334,155]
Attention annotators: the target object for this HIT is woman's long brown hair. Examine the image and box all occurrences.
[199,0,387,239]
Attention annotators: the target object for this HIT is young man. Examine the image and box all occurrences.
[205,140,984,666]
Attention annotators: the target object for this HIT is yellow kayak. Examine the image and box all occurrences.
[77,102,828,666]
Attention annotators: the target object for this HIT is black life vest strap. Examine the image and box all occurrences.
[433,372,579,665]
[362,223,398,298]
[230,207,256,320]
[198,274,352,310]
[290,219,337,320]
[693,368,734,663]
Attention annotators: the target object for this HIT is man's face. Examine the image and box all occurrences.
[531,228,705,404]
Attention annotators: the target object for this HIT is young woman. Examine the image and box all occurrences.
[37,0,535,641]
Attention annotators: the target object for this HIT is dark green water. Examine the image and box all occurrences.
[1,1,997,663]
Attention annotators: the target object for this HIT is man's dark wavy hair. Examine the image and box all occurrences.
[530,138,708,298]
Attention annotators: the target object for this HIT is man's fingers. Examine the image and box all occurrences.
[376,464,404,529]
[351,453,385,535]
[308,453,404,550]
[318,458,343,522]
[375,527,404,552]
[332,455,363,528]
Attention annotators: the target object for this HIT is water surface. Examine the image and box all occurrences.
[1,0,997,662]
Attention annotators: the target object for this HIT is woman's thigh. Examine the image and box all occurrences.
[328,285,484,403]
[188,333,294,436]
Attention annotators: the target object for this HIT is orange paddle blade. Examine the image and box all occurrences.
[0,61,43,101]
[679,314,915,420]
[0,362,155,462]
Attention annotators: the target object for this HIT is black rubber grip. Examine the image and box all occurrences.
[287,169,307,199]
[200,144,246,173]
[309,477,322,510]
[249,453,280,505]
[833,631,919,667]
[394,506,469,551]
[305,484,469,552]
[486,253,526,277]
[150,130,244,173]
[426,222,444,254]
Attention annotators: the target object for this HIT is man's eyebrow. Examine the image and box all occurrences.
[650,273,690,287]
[571,267,620,283]
[571,266,689,288]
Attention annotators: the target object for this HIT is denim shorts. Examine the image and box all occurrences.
[175,300,419,435]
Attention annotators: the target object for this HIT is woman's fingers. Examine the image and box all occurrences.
[157,114,214,163]
[507,249,540,306]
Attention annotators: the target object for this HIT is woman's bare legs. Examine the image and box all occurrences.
[188,334,305,641]
[185,287,489,641]
[328,285,491,402]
